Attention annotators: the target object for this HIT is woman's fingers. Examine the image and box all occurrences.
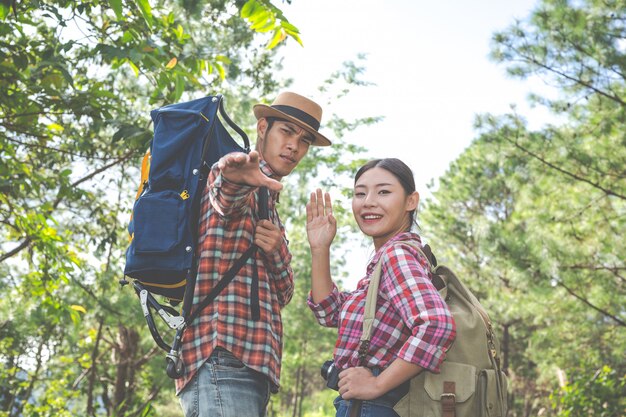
[308,189,334,220]
[324,191,333,217]
[316,188,324,216]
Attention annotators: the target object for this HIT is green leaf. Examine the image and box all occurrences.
[240,0,259,18]
[252,17,275,33]
[0,3,9,20]
[280,21,299,33]
[215,62,225,80]
[70,305,87,314]
[109,0,123,20]
[267,28,285,50]
[135,0,153,27]
[47,123,64,132]
[215,55,231,64]
[128,60,139,76]
[174,74,184,101]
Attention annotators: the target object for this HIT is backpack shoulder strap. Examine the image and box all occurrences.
[362,260,383,343]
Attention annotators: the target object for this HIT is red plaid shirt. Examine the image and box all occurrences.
[176,160,294,394]
[308,232,455,373]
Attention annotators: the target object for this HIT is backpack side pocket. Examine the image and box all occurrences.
[478,369,508,417]
[132,190,184,254]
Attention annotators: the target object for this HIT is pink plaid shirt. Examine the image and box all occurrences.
[308,232,455,372]
[176,160,294,394]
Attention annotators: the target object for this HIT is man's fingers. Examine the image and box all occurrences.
[218,152,246,170]
[262,177,283,192]
[248,150,260,164]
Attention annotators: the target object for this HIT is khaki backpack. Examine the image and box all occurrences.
[361,242,508,417]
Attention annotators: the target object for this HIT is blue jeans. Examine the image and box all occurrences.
[178,348,271,417]
[334,398,400,417]
[333,368,408,417]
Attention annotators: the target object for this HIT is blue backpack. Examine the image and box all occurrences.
[123,95,267,378]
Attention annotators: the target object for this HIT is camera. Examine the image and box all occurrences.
[320,360,340,391]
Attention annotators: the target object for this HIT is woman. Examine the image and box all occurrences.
[306,158,456,416]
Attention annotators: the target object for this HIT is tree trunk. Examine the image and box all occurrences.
[113,325,140,415]
[87,318,104,416]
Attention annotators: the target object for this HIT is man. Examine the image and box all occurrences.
[177,92,332,417]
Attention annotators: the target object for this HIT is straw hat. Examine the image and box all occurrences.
[253,92,331,146]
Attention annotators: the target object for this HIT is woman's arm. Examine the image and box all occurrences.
[337,358,423,400]
[306,189,336,303]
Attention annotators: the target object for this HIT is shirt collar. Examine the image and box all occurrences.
[366,231,423,275]
[259,159,274,178]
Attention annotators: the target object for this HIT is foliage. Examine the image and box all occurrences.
[423,0,626,415]
[550,364,626,417]
[0,0,299,416]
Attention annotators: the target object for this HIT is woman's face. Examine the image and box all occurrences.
[352,167,418,250]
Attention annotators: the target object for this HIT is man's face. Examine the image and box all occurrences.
[257,118,313,178]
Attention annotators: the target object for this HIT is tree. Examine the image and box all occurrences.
[423,1,626,415]
[0,0,302,415]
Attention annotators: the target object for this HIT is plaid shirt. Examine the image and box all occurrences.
[176,160,294,394]
[308,232,455,373]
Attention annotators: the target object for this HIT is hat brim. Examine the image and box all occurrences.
[253,104,332,147]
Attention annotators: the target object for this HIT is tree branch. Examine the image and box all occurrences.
[504,131,626,200]
[557,281,626,327]
[0,150,137,263]
[5,136,118,161]
[513,44,626,107]
[0,237,31,263]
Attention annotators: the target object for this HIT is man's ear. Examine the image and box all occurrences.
[257,117,268,138]
[406,191,420,212]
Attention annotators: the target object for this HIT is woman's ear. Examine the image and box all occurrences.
[406,191,420,212]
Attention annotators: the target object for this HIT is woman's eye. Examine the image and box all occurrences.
[379,190,390,195]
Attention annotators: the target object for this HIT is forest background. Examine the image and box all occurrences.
[0,0,624,416]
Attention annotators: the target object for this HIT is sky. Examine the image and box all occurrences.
[272,0,555,283]
[275,0,551,192]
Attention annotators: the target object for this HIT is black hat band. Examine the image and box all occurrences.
[271,105,320,131]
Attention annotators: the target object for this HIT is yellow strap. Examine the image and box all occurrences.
[128,149,152,241]
[134,149,151,201]
[138,279,187,289]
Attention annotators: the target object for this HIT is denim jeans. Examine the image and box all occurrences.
[178,348,271,417]
[333,368,408,417]
[334,398,400,417]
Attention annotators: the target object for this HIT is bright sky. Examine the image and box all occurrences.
[277,0,550,191]
[274,0,553,282]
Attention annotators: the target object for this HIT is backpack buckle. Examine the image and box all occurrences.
[441,381,456,416]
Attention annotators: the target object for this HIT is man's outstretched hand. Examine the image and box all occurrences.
[217,151,283,192]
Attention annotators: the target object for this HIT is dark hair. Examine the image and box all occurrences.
[265,117,278,130]
[354,158,418,231]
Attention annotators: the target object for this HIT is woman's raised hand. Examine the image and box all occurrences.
[306,188,337,251]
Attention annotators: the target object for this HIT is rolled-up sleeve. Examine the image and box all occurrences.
[307,284,347,327]
[381,246,456,373]
[209,167,255,218]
